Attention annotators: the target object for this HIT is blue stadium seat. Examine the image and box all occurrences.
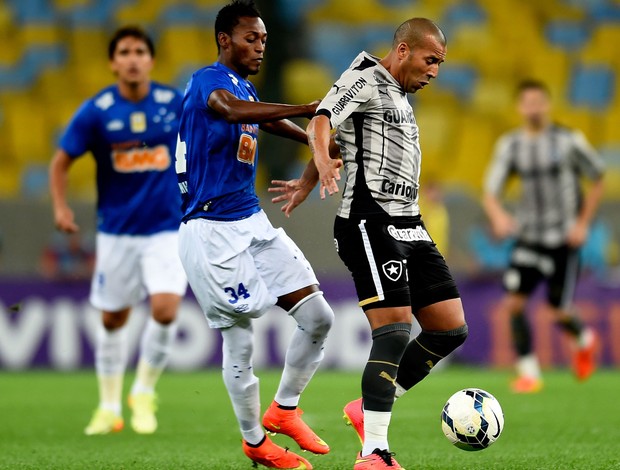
[21,164,49,198]
[545,20,591,49]
[442,0,486,36]
[279,0,326,23]
[377,0,418,7]
[67,0,129,27]
[589,2,620,22]
[5,0,56,22]
[307,23,363,76]
[569,64,615,108]
[0,45,66,89]
[158,3,219,26]
[361,25,397,51]
[434,64,477,100]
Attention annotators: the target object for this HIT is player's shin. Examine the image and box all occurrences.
[395,324,468,397]
[132,318,178,395]
[221,322,265,445]
[276,292,334,406]
[511,312,532,356]
[96,326,128,414]
[361,323,411,456]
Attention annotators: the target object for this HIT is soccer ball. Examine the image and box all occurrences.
[440,388,504,451]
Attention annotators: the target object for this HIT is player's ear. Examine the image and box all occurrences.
[396,42,410,60]
[109,59,119,76]
[218,31,231,50]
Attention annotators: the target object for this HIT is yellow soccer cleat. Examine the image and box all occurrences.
[84,408,124,435]
[128,393,158,434]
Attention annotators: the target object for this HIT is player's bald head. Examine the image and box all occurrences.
[392,18,446,49]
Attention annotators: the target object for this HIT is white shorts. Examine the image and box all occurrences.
[90,231,188,311]
[178,210,319,329]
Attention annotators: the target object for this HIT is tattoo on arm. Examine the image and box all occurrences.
[308,131,316,154]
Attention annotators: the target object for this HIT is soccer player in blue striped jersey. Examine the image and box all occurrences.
[50,26,187,436]
[176,2,334,468]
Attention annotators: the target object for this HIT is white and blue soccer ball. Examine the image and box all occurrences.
[441,388,504,451]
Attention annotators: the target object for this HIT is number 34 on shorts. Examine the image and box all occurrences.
[224,283,252,313]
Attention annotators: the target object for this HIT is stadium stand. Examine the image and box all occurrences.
[0,0,617,200]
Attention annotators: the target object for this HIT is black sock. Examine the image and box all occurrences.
[276,403,296,411]
[556,315,583,337]
[245,435,266,447]
[511,313,532,356]
[361,323,411,412]
[396,325,468,391]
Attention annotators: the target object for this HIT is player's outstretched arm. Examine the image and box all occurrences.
[269,133,342,216]
[307,115,342,199]
[49,149,79,233]
[208,89,317,124]
[269,159,319,217]
[260,118,309,145]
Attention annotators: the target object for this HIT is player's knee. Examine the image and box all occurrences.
[418,324,468,358]
[291,293,334,339]
[102,311,129,330]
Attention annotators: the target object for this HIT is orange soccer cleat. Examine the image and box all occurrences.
[242,435,312,469]
[510,376,543,394]
[343,398,364,444]
[262,401,329,455]
[573,328,598,382]
[354,448,404,469]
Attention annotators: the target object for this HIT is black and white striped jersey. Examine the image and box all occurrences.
[484,124,605,247]
[316,52,421,220]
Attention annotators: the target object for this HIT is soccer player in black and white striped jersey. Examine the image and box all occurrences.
[272,18,467,469]
[483,80,604,393]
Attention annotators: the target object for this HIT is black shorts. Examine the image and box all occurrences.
[503,241,580,309]
[334,216,460,312]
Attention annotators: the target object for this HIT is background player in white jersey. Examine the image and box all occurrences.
[483,80,604,393]
[49,26,187,435]
[273,18,468,470]
[175,2,334,468]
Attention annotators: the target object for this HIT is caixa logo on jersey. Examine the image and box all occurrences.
[112,144,171,173]
[381,179,418,201]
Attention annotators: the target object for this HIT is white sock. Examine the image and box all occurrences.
[131,318,178,395]
[221,320,265,445]
[95,326,127,414]
[394,381,407,400]
[362,410,391,456]
[275,293,333,407]
[516,353,541,379]
[99,375,123,415]
[578,328,593,348]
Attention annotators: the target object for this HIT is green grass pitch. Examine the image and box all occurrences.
[1,367,619,469]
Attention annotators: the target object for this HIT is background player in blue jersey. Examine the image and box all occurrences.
[176,2,334,468]
[49,26,187,436]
